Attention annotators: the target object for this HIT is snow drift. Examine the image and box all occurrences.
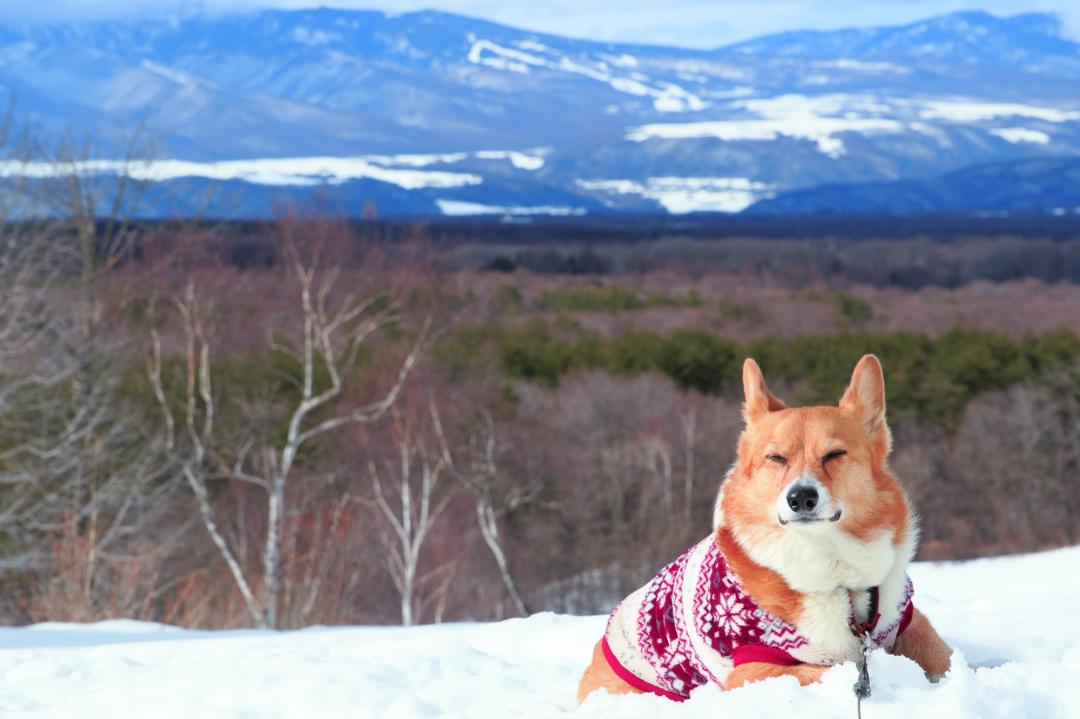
[1,545,1079,718]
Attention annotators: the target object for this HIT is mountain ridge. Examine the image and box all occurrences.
[1,7,1079,217]
[746,156,1080,215]
[717,10,1079,61]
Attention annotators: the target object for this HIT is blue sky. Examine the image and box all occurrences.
[3,0,1078,47]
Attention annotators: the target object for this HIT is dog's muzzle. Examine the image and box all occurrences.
[777,475,842,526]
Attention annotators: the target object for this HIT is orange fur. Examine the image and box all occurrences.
[578,355,952,703]
[723,662,827,690]
[715,526,803,624]
[576,641,641,703]
[892,608,953,679]
[724,408,908,548]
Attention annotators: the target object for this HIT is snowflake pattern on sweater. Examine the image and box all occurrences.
[603,535,914,700]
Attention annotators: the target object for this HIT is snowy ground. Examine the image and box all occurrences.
[2,546,1080,718]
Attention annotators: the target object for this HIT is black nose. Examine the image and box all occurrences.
[786,485,819,513]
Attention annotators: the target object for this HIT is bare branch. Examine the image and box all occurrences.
[298,317,431,444]
[182,465,263,625]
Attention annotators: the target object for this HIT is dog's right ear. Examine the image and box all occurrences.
[840,354,887,437]
[742,358,785,423]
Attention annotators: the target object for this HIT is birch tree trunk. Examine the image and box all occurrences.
[432,405,536,618]
[370,423,452,626]
[476,499,529,617]
[148,235,429,629]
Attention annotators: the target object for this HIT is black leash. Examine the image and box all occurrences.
[849,587,880,719]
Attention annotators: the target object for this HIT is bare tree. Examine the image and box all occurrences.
[148,240,429,628]
[433,404,538,617]
[0,118,184,622]
[369,408,455,626]
[0,297,173,577]
[26,125,156,335]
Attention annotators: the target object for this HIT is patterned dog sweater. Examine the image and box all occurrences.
[601,535,914,701]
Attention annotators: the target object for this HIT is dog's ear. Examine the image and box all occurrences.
[840,354,887,436]
[742,358,785,423]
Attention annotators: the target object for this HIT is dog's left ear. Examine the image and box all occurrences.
[840,354,887,436]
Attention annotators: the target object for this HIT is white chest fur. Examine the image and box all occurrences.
[734,522,915,664]
[741,522,898,593]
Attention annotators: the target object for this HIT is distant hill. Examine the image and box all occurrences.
[1,8,1079,217]
[746,157,1080,214]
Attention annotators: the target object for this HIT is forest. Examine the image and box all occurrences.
[2,204,1079,631]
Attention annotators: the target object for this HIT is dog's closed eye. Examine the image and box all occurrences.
[766,453,788,465]
[822,449,846,463]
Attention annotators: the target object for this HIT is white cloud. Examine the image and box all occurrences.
[0,1,1077,48]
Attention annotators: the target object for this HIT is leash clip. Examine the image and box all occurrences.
[853,634,872,700]
[848,586,880,716]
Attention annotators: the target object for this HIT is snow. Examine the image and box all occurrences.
[653,83,708,113]
[627,94,906,158]
[341,151,544,171]
[599,53,639,68]
[609,77,653,97]
[517,40,554,54]
[579,177,773,213]
[467,39,536,74]
[989,127,1052,144]
[0,147,544,197]
[626,93,1080,156]
[361,153,471,168]
[436,199,585,216]
[1,545,1079,718]
[917,100,1080,123]
[473,150,546,170]
[466,39,707,113]
[0,149,547,189]
[0,157,483,190]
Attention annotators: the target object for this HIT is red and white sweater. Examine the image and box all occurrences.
[602,535,914,701]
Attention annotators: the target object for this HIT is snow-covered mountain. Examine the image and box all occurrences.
[2,8,1080,217]
[1,545,1079,716]
[720,11,1080,74]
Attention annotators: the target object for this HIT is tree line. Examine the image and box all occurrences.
[1,116,1078,628]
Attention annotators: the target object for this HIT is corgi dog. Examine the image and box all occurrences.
[578,355,952,702]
